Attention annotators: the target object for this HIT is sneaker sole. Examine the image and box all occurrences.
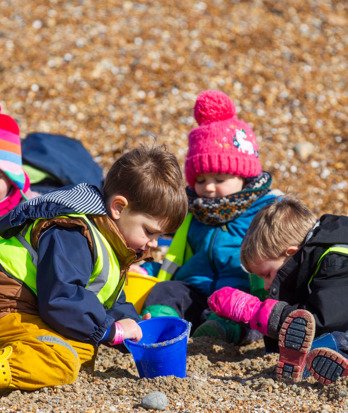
[306,348,348,385]
[276,309,315,382]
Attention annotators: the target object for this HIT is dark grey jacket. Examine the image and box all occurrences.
[266,214,348,351]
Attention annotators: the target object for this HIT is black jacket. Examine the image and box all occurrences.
[266,214,348,351]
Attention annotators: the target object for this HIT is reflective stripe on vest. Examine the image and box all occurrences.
[0,225,38,294]
[83,217,123,308]
[157,213,193,281]
[15,226,38,267]
[0,214,121,309]
[160,259,180,275]
[308,244,348,285]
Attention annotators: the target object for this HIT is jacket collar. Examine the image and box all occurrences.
[91,214,152,271]
[0,183,106,238]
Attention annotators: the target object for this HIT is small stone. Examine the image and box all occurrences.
[141,391,168,410]
[321,404,332,412]
[338,388,348,398]
[293,142,315,161]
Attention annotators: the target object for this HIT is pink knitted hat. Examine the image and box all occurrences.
[185,90,262,187]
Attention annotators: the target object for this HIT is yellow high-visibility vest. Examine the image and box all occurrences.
[157,213,194,281]
[0,214,123,309]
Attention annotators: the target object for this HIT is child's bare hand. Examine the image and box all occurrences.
[117,318,143,342]
[142,312,151,320]
[129,264,148,275]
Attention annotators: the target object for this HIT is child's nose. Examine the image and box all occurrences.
[147,238,158,249]
[205,182,216,191]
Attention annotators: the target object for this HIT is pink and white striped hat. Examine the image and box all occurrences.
[0,109,26,190]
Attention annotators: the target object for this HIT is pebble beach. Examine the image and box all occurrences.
[0,0,347,411]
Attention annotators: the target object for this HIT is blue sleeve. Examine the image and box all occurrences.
[36,226,114,345]
[106,290,140,321]
[141,261,162,276]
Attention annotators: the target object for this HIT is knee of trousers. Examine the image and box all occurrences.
[7,336,81,390]
[34,335,81,386]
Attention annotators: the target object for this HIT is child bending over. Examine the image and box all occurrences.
[209,197,348,385]
[0,145,187,391]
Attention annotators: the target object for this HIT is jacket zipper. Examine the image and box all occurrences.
[208,226,225,291]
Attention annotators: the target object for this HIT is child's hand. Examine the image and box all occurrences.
[129,264,148,275]
[117,318,143,342]
[142,312,151,320]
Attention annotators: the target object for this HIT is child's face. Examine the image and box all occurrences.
[0,171,12,201]
[248,246,299,290]
[109,196,166,254]
[116,209,166,254]
[194,173,244,198]
[248,256,288,291]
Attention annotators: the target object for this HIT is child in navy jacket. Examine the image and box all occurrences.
[0,145,187,391]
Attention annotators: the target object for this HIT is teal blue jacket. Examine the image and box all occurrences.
[145,191,279,296]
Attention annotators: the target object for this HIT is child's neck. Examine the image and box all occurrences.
[0,186,23,216]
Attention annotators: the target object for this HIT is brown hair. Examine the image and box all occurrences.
[103,145,187,233]
[241,196,317,271]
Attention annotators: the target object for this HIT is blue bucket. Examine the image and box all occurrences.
[124,317,191,379]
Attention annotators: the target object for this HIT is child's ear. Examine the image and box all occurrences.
[108,195,128,220]
[285,246,299,257]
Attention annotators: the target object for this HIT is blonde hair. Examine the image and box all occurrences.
[103,145,188,234]
[241,196,317,271]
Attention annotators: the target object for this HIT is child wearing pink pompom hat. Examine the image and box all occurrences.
[141,90,282,344]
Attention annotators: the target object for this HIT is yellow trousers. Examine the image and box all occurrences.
[0,312,96,391]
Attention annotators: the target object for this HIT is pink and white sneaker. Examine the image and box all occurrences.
[276,309,315,382]
[306,348,348,385]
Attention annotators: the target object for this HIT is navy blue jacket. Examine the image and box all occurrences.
[22,132,104,193]
[0,186,139,346]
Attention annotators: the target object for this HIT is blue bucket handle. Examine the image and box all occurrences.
[127,319,191,349]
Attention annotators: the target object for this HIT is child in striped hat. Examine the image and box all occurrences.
[0,110,38,216]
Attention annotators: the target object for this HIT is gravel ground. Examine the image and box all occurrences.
[0,340,347,412]
[0,0,347,412]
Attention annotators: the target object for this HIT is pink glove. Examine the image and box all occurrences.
[208,287,278,336]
